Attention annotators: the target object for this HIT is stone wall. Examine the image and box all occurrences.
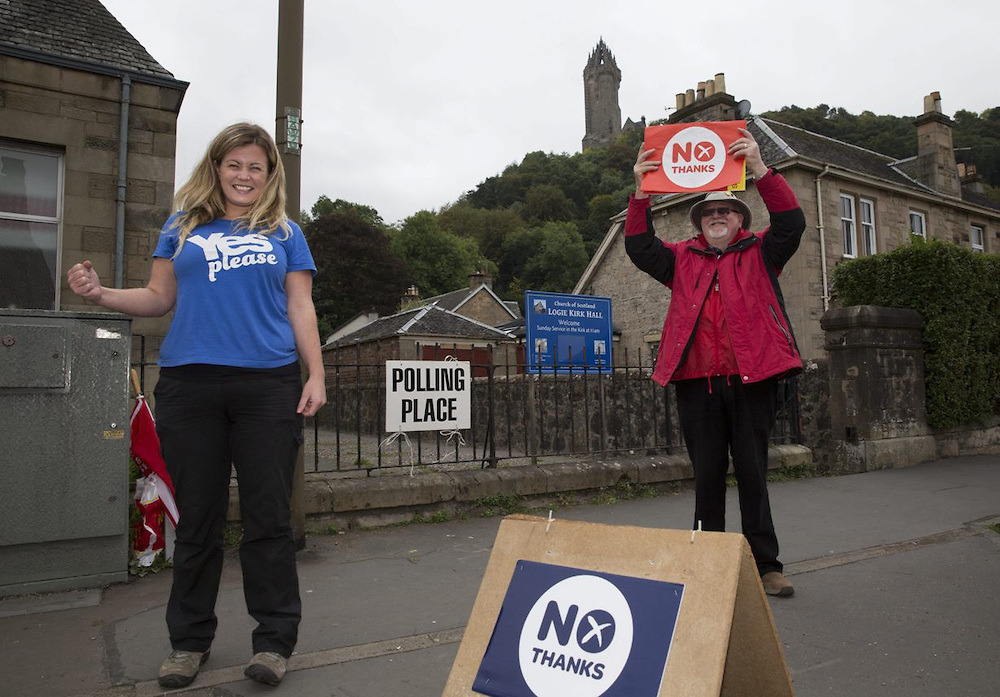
[821,305,934,472]
[797,357,832,470]
[1,54,183,382]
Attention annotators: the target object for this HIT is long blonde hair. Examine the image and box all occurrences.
[170,123,290,251]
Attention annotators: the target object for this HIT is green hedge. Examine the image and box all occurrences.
[832,238,1000,428]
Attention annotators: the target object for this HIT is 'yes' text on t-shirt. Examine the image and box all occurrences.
[187,232,278,282]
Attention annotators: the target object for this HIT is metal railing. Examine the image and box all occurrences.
[309,342,801,475]
[132,336,801,475]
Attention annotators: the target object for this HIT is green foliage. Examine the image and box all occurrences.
[498,222,589,296]
[412,510,451,524]
[591,478,656,505]
[523,184,579,224]
[223,523,243,547]
[767,463,815,482]
[129,553,172,577]
[457,133,638,297]
[832,239,1000,428]
[436,202,524,262]
[953,107,1000,206]
[301,195,385,229]
[473,493,528,517]
[391,211,481,297]
[304,210,413,338]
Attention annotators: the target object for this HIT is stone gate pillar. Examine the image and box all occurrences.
[821,305,936,472]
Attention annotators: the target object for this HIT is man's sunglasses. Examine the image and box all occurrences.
[701,206,736,217]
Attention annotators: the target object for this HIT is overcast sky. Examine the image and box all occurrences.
[100,0,996,226]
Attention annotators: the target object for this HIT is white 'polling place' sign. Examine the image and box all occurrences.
[385,360,472,432]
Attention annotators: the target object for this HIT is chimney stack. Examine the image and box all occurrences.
[468,270,492,290]
[714,73,726,94]
[668,72,738,124]
[915,92,960,197]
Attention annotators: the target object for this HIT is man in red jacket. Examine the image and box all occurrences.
[625,128,805,597]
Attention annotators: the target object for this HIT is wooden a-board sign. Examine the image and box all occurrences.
[443,514,794,697]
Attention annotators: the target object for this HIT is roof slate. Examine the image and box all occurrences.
[329,305,513,347]
[758,118,927,190]
[424,287,471,312]
[0,0,176,79]
[754,117,999,212]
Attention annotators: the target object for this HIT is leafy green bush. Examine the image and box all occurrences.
[832,238,1000,428]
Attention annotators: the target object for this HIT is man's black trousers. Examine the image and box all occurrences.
[674,376,782,575]
[154,363,303,658]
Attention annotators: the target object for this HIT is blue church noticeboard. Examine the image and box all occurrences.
[525,291,612,373]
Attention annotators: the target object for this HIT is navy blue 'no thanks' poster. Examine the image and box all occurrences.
[473,560,684,697]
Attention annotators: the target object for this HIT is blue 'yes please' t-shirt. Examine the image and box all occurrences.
[153,215,317,368]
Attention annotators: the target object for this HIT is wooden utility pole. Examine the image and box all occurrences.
[276,0,306,549]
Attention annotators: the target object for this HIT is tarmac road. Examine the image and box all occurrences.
[1,455,998,696]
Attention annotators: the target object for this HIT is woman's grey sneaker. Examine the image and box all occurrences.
[245,651,288,685]
[158,649,210,688]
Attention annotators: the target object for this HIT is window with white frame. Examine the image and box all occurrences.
[840,194,857,258]
[909,211,927,240]
[971,224,984,253]
[860,198,876,255]
[0,144,63,310]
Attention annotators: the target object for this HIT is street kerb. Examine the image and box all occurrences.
[444,514,793,697]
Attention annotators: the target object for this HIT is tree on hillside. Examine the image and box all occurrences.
[301,195,385,229]
[498,221,589,297]
[304,210,412,338]
[391,211,481,297]
[436,203,524,262]
[523,184,578,224]
[601,127,644,171]
[954,107,1000,198]
[578,191,630,255]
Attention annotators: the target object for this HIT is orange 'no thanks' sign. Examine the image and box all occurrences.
[641,121,747,194]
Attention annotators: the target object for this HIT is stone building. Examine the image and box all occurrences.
[0,0,187,366]
[322,304,516,380]
[574,76,1000,365]
[417,271,520,327]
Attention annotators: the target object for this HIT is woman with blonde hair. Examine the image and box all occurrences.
[68,122,326,688]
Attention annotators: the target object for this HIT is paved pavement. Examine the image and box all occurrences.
[2,455,999,696]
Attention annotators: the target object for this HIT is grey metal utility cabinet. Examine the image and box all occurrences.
[0,309,132,596]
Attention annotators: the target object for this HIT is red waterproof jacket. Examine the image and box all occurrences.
[624,169,806,387]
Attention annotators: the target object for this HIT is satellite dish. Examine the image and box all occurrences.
[736,99,752,119]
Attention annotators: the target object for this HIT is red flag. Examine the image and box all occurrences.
[133,476,165,566]
[130,396,179,527]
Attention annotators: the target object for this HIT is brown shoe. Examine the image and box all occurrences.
[762,571,794,597]
[245,651,288,685]
[158,649,209,688]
